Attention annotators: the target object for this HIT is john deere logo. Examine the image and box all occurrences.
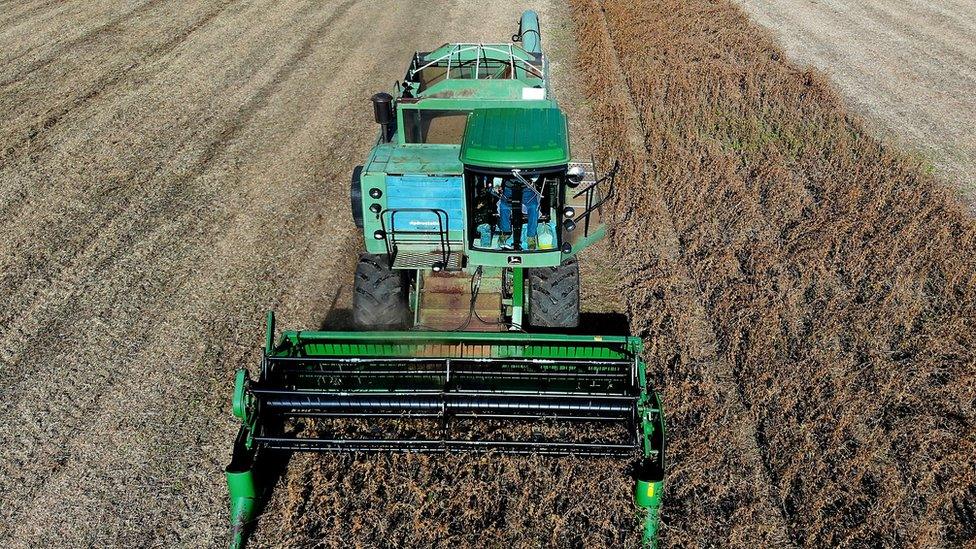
[507,256,522,265]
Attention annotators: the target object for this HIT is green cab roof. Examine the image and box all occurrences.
[460,107,570,169]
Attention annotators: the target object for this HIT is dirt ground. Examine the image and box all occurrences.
[732,0,976,203]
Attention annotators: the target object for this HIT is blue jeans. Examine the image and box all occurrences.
[498,185,540,238]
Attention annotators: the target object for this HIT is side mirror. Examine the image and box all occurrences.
[566,165,585,187]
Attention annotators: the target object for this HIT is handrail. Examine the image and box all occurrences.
[379,208,452,267]
[474,44,480,80]
[572,159,619,237]
[508,43,515,79]
[409,43,544,80]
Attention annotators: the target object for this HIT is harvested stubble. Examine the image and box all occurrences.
[302,417,631,446]
[252,450,641,548]
[572,0,976,547]
[253,409,642,547]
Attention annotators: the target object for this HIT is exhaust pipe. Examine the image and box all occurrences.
[371,92,394,143]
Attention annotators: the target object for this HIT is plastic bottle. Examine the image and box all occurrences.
[537,223,554,249]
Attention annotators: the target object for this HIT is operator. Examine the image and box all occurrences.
[495,171,541,250]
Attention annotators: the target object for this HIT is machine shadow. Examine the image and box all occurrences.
[319,307,354,331]
[533,312,631,336]
[319,310,630,334]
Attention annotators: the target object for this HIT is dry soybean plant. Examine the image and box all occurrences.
[573,0,976,546]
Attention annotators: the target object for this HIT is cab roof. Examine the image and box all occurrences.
[460,107,569,169]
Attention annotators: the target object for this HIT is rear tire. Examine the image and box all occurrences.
[528,258,580,328]
[353,254,408,329]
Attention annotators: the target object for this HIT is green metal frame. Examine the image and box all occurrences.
[355,10,608,269]
[511,266,525,326]
[226,436,258,549]
[226,312,665,548]
[635,367,666,548]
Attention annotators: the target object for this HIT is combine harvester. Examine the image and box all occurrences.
[225,11,665,548]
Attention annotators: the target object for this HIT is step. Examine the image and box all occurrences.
[418,270,505,331]
[422,272,503,293]
[420,291,501,312]
[392,245,463,270]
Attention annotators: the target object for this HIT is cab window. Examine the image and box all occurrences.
[403,109,470,144]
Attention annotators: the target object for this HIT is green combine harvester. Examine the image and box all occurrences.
[225,11,665,548]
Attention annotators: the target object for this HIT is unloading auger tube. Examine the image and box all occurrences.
[225,313,665,548]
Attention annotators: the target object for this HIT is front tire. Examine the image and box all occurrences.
[353,253,408,329]
[527,258,580,328]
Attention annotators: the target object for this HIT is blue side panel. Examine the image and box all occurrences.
[385,175,465,232]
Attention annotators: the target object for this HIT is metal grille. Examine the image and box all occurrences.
[567,160,597,186]
[254,437,633,457]
[392,247,463,270]
[248,355,640,456]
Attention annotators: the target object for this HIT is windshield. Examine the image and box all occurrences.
[402,109,470,144]
[466,166,564,252]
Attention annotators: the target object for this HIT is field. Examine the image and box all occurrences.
[733,0,976,203]
[574,0,975,545]
[0,0,973,548]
